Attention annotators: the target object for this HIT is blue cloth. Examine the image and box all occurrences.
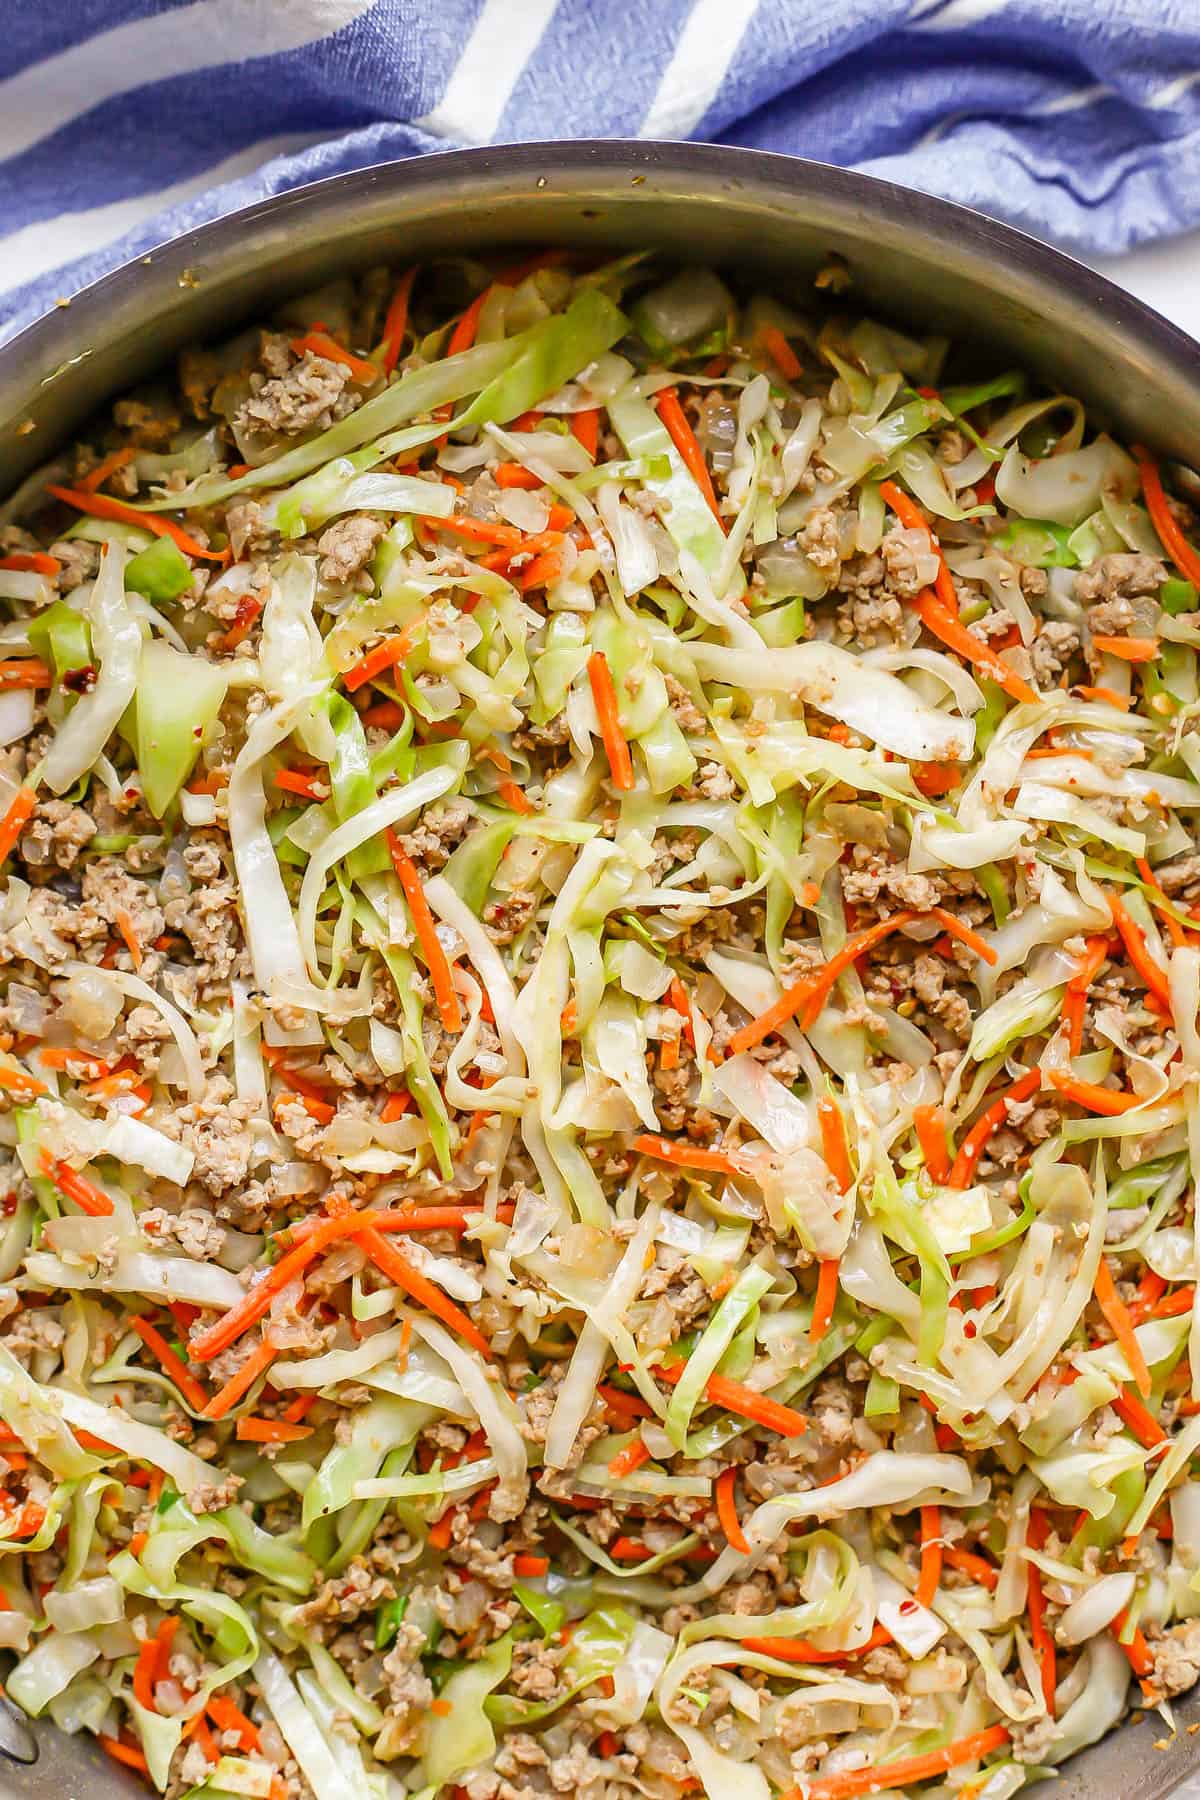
[3,0,1199,342]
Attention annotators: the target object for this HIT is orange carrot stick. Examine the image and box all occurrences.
[129,1316,208,1412]
[655,388,724,528]
[916,1504,942,1608]
[914,590,1038,705]
[235,1417,314,1443]
[99,1737,150,1775]
[1095,1259,1152,1398]
[1135,446,1200,587]
[817,1098,853,1193]
[784,1726,1011,1800]
[203,1334,277,1420]
[570,409,601,458]
[38,1151,114,1217]
[631,1133,742,1176]
[447,286,491,357]
[948,1069,1041,1189]
[608,1436,652,1479]
[1109,892,1172,1010]
[0,787,36,864]
[913,1104,951,1183]
[715,1465,750,1553]
[189,1210,367,1359]
[380,266,418,375]
[809,1259,840,1346]
[587,650,634,792]
[1091,634,1159,663]
[387,832,462,1033]
[878,479,958,613]
[79,447,135,493]
[0,552,60,576]
[759,325,802,382]
[359,1226,492,1358]
[942,1544,999,1590]
[728,912,920,1053]
[656,1360,808,1438]
[930,906,998,966]
[1112,1385,1167,1449]
[0,659,51,689]
[46,485,226,563]
[1047,1068,1145,1116]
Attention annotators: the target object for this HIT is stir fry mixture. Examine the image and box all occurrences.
[3,251,1200,1800]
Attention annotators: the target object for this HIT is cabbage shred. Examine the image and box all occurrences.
[0,254,1199,1798]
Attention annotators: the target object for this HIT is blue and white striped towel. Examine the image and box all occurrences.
[3,0,1200,343]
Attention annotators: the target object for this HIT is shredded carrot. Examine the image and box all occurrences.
[784,1725,1011,1800]
[287,1202,515,1242]
[916,1504,942,1608]
[810,1258,840,1348]
[343,629,418,692]
[360,698,406,732]
[129,1316,208,1412]
[518,548,564,591]
[631,1133,741,1176]
[1130,1267,1169,1323]
[1137,857,1189,949]
[427,1509,456,1550]
[667,976,696,1047]
[1076,683,1131,710]
[203,1334,277,1420]
[36,1046,110,1075]
[283,1391,318,1426]
[948,1068,1041,1188]
[427,513,524,549]
[273,766,328,803]
[494,779,533,823]
[1135,446,1200,587]
[942,1544,999,1590]
[1153,1284,1196,1321]
[1095,1258,1152,1397]
[659,1031,680,1072]
[817,1097,853,1193]
[38,1151,113,1217]
[729,912,918,1052]
[132,1633,160,1711]
[654,388,724,528]
[0,551,60,576]
[0,1065,46,1099]
[188,1715,221,1763]
[235,1417,314,1443]
[447,286,491,357]
[1091,634,1160,663]
[911,761,962,797]
[1064,933,1111,1055]
[189,1208,366,1359]
[915,589,1038,705]
[0,787,36,864]
[1115,1614,1154,1679]
[608,1436,652,1479]
[289,329,378,384]
[359,1225,492,1358]
[571,408,601,457]
[207,1694,261,1752]
[1112,1385,1167,1449]
[380,265,418,375]
[758,325,802,382]
[387,831,463,1033]
[715,1465,750,1553]
[930,905,998,966]
[913,1104,951,1182]
[494,462,543,490]
[46,485,227,562]
[512,1552,549,1577]
[99,1736,150,1775]
[656,1359,807,1438]
[380,1089,413,1122]
[1047,1068,1145,1116]
[114,906,143,970]
[741,1624,892,1667]
[1109,891,1173,1010]
[0,659,50,689]
[587,650,634,792]
[79,447,135,493]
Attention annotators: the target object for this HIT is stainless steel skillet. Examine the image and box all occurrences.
[1,137,1199,1800]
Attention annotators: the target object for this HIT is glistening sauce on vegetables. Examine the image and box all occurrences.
[0,250,1198,1799]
